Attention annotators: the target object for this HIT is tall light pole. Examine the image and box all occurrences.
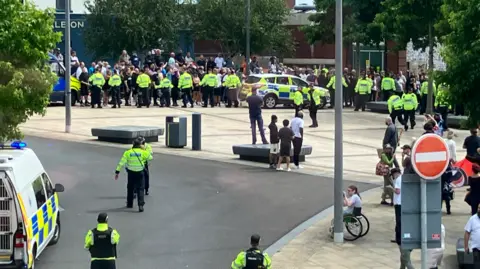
[333,0,344,244]
[65,0,71,133]
[245,0,251,74]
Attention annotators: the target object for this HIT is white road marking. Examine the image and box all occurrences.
[415,151,447,163]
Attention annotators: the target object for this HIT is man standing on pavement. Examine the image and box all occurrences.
[84,213,120,269]
[246,86,268,145]
[114,138,152,212]
[268,115,279,169]
[354,71,372,111]
[291,111,304,170]
[88,67,105,109]
[231,234,271,269]
[293,87,304,117]
[306,83,320,127]
[382,117,400,168]
[464,203,480,263]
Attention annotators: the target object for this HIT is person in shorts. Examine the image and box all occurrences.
[268,115,279,169]
[277,119,295,171]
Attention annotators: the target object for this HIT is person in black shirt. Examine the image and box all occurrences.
[79,67,90,107]
[207,57,216,70]
[268,115,279,169]
[196,54,207,69]
[277,119,295,171]
[175,49,185,65]
[464,129,480,158]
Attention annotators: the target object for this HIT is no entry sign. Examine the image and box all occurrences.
[411,134,450,180]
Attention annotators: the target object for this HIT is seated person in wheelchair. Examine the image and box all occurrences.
[343,185,362,215]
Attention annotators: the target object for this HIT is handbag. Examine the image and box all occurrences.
[376,161,390,176]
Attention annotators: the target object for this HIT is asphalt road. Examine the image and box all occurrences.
[25,136,375,269]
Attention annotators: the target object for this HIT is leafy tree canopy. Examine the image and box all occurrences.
[193,0,294,56]
[436,0,480,127]
[0,0,61,142]
[84,0,179,59]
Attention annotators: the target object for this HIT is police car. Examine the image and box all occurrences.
[239,74,330,109]
[0,141,64,269]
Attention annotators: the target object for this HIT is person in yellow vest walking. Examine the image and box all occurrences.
[326,70,348,108]
[136,67,152,108]
[401,87,418,131]
[381,73,396,101]
[200,68,217,107]
[387,93,404,125]
[293,87,304,117]
[435,83,450,129]
[114,137,153,212]
[419,79,437,114]
[88,67,106,109]
[179,68,194,108]
[84,213,120,269]
[224,69,242,108]
[108,71,122,108]
[354,71,372,111]
[159,74,173,107]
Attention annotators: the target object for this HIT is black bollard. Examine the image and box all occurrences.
[165,116,174,147]
[192,113,201,151]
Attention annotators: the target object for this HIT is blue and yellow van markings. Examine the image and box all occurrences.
[30,195,57,247]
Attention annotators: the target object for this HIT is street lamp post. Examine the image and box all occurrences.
[65,0,71,133]
[333,0,344,244]
[245,0,251,74]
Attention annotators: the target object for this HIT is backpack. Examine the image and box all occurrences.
[244,249,265,269]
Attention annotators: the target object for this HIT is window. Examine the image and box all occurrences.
[265,77,276,83]
[291,78,308,88]
[246,76,261,84]
[32,177,46,209]
[56,0,71,11]
[42,173,54,198]
[276,76,290,85]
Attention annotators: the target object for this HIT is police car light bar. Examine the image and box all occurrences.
[0,141,27,149]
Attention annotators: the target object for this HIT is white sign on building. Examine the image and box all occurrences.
[29,0,90,14]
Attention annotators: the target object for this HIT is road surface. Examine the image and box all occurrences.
[24,136,375,269]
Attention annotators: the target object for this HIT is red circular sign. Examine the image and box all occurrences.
[411,134,450,180]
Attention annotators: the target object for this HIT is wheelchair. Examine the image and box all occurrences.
[329,207,370,241]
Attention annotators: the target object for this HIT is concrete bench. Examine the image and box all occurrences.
[232,144,313,163]
[91,126,164,144]
[448,115,467,129]
[366,101,389,113]
[457,238,475,268]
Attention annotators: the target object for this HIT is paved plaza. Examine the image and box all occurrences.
[21,106,471,268]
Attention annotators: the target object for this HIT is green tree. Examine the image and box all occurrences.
[193,0,294,56]
[436,0,480,127]
[84,0,179,60]
[374,0,443,114]
[0,0,61,142]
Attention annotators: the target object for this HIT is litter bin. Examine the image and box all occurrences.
[165,116,187,148]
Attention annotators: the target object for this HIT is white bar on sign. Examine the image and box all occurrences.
[415,151,447,163]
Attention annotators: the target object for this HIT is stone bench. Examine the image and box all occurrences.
[366,101,389,113]
[91,126,164,144]
[457,238,475,268]
[232,144,313,163]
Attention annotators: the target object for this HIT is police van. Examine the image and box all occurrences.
[0,141,64,268]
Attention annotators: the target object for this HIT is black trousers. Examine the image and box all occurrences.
[354,94,368,111]
[227,88,239,107]
[437,106,448,128]
[126,170,145,207]
[328,89,335,107]
[91,86,102,107]
[124,88,132,105]
[420,95,428,114]
[344,88,354,107]
[138,87,149,107]
[171,87,179,105]
[403,110,416,127]
[390,110,404,125]
[293,137,303,166]
[309,105,318,126]
[394,205,401,244]
[160,88,171,107]
[383,90,393,101]
[182,87,193,106]
[203,86,214,107]
[144,163,150,191]
[294,104,302,117]
[91,260,116,269]
[110,86,121,107]
[152,86,159,105]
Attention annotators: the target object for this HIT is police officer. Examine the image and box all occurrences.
[293,87,303,117]
[435,83,450,129]
[381,72,396,101]
[387,93,404,125]
[420,79,437,114]
[84,213,120,269]
[88,67,105,108]
[402,87,418,131]
[159,74,174,107]
[231,234,271,269]
[326,70,348,108]
[200,68,217,107]
[114,138,152,212]
[354,71,372,111]
[108,71,122,108]
[179,68,194,108]
[224,69,242,108]
[306,83,321,127]
[137,136,153,195]
[136,67,151,108]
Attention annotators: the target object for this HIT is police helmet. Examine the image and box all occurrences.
[137,136,146,144]
[133,137,143,147]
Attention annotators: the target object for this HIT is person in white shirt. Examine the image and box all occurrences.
[214,53,224,69]
[445,130,457,162]
[290,112,304,169]
[343,185,362,214]
[185,52,194,65]
[464,203,480,260]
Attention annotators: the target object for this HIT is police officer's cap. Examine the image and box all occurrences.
[97,212,108,223]
[133,137,143,147]
[137,136,146,144]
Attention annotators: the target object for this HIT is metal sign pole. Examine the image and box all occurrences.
[64,0,71,133]
[421,179,427,269]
